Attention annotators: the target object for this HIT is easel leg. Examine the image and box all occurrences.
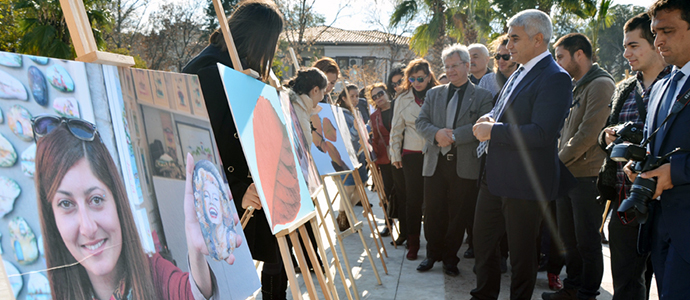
[370,164,399,247]
[277,236,303,300]
[323,176,361,300]
[289,231,319,300]
[313,199,347,300]
[333,175,383,285]
[352,169,389,274]
[299,226,333,300]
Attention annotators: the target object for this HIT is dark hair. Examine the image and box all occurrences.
[35,126,156,299]
[288,68,327,95]
[209,0,284,79]
[401,58,439,92]
[386,63,405,97]
[358,87,366,99]
[648,0,690,29]
[624,13,655,46]
[336,84,359,109]
[554,33,594,60]
[312,57,340,77]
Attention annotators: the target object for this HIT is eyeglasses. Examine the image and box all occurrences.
[31,115,98,142]
[443,63,464,71]
[408,75,428,83]
[494,54,511,61]
[391,78,403,88]
[371,91,386,101]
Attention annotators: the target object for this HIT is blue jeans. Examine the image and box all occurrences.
[557,176,604,299]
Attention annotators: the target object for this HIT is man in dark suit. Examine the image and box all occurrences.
[625,0,690,297]
[415,44,494,276]
[470,9,576,300]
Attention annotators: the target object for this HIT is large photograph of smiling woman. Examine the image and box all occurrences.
[33,116,224,300]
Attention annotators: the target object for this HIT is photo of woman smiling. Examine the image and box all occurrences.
[33,115,232,300]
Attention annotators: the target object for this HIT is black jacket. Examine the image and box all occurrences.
[182,44,278,263]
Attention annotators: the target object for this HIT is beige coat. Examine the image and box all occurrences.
[558,73,614,177]
[389,89,425,163]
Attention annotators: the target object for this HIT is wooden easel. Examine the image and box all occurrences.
[59,0,134,66]
[342,97,398,248]
[276,211,338,300]
[322,170,384,287]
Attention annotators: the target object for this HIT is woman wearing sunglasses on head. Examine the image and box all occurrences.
[478,34,520,98]
[33,116,232,300]
[389,58,439,260]
[181,1,290,299]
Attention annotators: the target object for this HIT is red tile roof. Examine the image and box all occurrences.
[282,26,410,46]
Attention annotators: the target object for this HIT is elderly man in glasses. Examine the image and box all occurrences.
[414,44,494,276]
[469,43,493,84]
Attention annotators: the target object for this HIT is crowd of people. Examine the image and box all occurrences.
[181,0,690,299]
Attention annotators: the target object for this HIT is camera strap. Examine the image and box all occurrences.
[643,84,690,147]
[633,82,646,122]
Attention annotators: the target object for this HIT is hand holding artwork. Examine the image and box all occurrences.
[242,183,262,210]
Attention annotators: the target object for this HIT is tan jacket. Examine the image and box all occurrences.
[389,89,425,163]
[558,66,614,177]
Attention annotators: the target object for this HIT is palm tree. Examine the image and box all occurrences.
[14,0,110,59]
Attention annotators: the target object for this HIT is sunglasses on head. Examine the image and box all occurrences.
[494,54,511,61]
[408,75,428,83]
[371,90,386,101]
[31,115,98,142]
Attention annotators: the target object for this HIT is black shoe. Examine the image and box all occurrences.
[355,201,373,207]
[463,247,475,258]
[391,236,406,246]
[443,263,460,276]
[541,287,577,300]
[500,256,508,274]
[380,227,391,237]
[416,258,435,272]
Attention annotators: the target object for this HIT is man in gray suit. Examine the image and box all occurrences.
[415,44,494,276]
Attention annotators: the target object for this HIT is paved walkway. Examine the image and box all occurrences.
[258,178,659,300]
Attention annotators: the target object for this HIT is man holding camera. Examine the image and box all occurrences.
[625,0,690,297]
[599,13,670,300]
[542,33,614,300]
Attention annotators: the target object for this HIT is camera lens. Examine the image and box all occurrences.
[618,176,656,224]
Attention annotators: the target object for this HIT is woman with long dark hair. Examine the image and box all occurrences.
[182,1,289,298]
[34,116,227,300]
[389,58,439,260]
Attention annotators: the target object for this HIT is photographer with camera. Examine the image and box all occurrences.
[598,13,671,300]
[622,0,690,297]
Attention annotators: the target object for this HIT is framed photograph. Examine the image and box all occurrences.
[176,122,216,166]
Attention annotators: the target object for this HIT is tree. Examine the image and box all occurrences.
[14,0,110,59]
[278,0,329,59]
[0,0,23,52]
[202,0,238,38]
[104,0,150,50]
[133,2,205,71]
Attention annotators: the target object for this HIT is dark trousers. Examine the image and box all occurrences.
[540,200,565,274]
[423,154,478,265]
[650,206,690,299]
[557,176,604,299]
[471,178,545,300]
[402,152,424,236]
[262,248,288,300]
[386,163,408,237]
[609,198,652,300]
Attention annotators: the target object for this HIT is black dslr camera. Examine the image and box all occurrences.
[610,142,665,224]
[606,121,644,151]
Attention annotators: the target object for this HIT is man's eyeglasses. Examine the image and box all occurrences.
[371,91,386,101]
[31,115,98,142]
[494,54,511,61]
[391,78,403,88]
[408,75,428,83]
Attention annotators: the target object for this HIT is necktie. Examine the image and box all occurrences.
[443,89,459,155]
[476,67,524,157]
[654,70,685,153]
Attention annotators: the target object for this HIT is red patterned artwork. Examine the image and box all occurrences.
[253,96,301,227]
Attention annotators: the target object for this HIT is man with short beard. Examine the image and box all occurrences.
[543,32,614,300]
